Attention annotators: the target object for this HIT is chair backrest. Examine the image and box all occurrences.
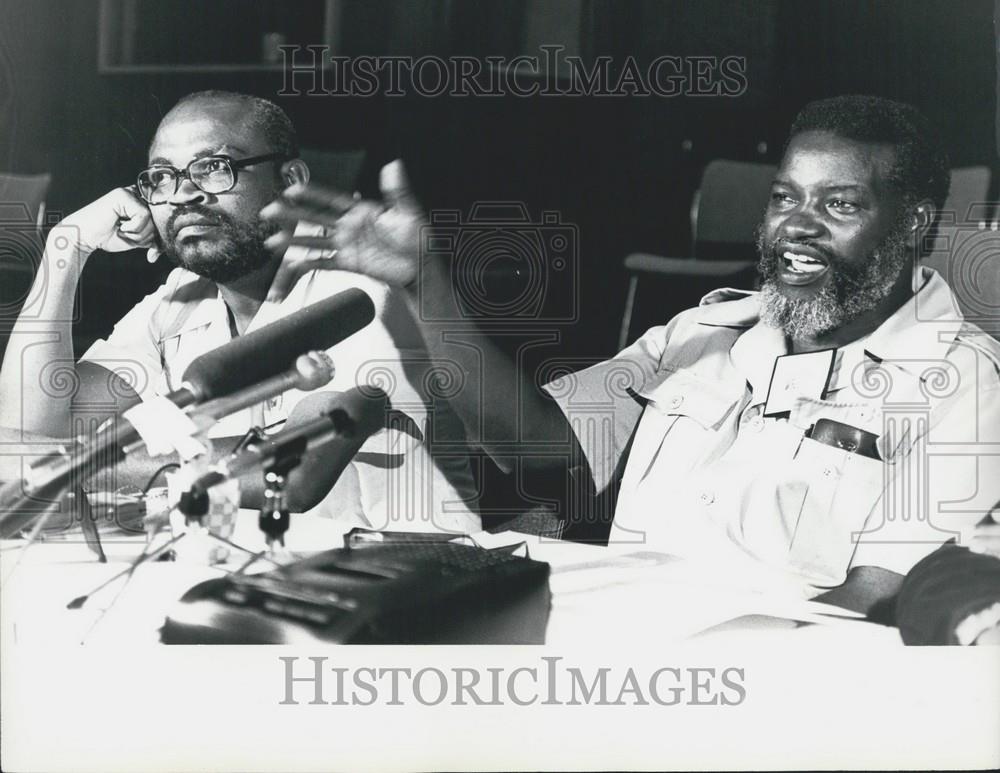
[691,159,777,260]
[298,149,367,192]
[920,165,998,337]
[0,172,52,230]
[922,165,992,263]
[942,165,991,223]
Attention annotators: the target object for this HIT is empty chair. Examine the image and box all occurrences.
[0,171,52,230]
[1,172,51,360]
[619,160,775,349]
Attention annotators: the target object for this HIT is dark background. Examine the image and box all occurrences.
[1,0,997,361]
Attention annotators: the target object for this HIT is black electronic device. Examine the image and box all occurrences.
[160,541,551,644]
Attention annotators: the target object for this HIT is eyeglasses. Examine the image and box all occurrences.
[136,152,286,205]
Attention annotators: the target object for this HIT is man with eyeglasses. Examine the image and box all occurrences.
[0,90,479,533]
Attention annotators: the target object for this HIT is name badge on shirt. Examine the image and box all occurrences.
[763,348,836,418]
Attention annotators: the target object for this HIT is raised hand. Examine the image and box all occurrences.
[260,160,425,301]
[53,187,161,264]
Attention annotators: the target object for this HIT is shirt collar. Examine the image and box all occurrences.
[829,267,964,391]
[697,287,784,400]
[168,269,300,337]
[730,321,788,401]
[162,274,225,337]
[695,287,760,327]
[852,266,963,365]
[704,267,966,398]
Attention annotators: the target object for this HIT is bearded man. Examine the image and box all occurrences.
[0,90,479,532]
[262,94,1000,613]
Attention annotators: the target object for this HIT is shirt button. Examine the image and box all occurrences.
[822,467,837,478]
[699,491,715,505]
[669,395,684,409]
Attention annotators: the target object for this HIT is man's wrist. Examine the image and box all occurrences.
[417,253,450,288]
[402,253,447,303]
[43,226,91,280]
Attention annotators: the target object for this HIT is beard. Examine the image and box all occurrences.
[755,218,913,340]
[157,204,280,284]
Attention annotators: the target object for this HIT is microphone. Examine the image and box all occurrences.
[86,287,375,458]
[0,352,332,540]
[189,388,390,498]
[0,290,376,538]
[137,287,374,411]
[186,351,335,433]
[180,288,374,403]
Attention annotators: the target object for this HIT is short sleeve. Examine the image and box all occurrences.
[79,282,169,401]
[542,326,666,495]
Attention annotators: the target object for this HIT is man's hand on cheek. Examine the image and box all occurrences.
[54,187,161,264]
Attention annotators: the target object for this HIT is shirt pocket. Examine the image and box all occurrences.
[631,369,742,481]
[784,436,887,586]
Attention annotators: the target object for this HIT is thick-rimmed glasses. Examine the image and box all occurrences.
[136,153,286,205]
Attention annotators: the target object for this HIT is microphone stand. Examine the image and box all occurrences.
[63,438,279,613]
[259,465,295,552]
[64,499,286,612]
[256,422,314,552]
[0,351,335,540]
[61,386,379,614]
[61,418,334,613]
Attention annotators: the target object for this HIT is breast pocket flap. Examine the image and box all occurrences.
[638,370,741,429]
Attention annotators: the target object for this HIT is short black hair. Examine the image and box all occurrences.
[788,95,950,211]
[164,90,299,158]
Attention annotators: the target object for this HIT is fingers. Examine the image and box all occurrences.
[331,200,384,249]
[113,186,154,228]
[284,181,359,212]
[116,215,155,242]
[260,182,358,229]
[112,187,159,253]
[263,229,292,254]
[264,229,339,255]
[380,159,422,213]
[111,216,158,257]
[280,236,339,250]
[261,199,344,229]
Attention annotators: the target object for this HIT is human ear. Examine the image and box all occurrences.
[281,158,310,187]
[909,199,935,235]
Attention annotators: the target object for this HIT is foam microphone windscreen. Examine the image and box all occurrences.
[181,288,375,401]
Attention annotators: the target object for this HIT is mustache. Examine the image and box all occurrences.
[767,239,835,265]
[164,205,229,240]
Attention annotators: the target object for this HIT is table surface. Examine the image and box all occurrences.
[0,510,905,647]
